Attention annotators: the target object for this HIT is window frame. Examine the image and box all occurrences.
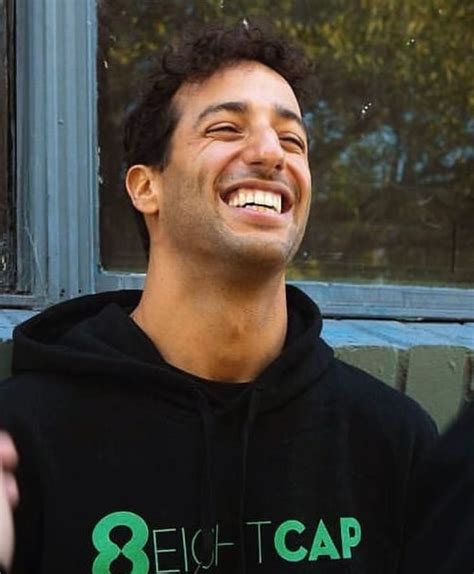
[9,0,96,309]
[4,0,474,320]
[0,0,17,294]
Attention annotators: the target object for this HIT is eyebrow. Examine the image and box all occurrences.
[274,104,306,133]
[194,100,306,134]
[194,101,247,128]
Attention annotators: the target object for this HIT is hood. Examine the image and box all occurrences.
[12,285,333,412]
[12,285,334,574]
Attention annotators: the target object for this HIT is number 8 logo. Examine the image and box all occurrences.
[92,511,150,574]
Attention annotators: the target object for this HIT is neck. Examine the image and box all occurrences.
[131,250,288,382]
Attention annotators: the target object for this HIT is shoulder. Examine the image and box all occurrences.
[0,372,60,397]
[411,400,474,486]
[330,358,438,444]
[0,373,67,427]
[403,401,474,572]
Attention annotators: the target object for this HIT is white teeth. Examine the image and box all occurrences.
[275,195,282,213]
[263,192,274,209]
[226,188,283,214]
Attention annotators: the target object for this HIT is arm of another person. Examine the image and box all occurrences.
[0,431,19,573]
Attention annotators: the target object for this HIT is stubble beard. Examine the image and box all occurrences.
[161,172,308,282]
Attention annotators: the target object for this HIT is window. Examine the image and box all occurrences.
[98,2,473,285]
[0,0,16,293]
[4,0,474,319]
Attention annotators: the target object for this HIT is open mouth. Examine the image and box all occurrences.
[222,187,292,214]
[226,189,282,213]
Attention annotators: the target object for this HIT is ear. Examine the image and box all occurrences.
[125,165,161,215]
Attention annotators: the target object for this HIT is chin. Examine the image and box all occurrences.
[231,241,298,275]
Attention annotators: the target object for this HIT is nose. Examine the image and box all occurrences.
[241,128,285,173]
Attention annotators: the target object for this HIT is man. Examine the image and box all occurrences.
[0,21,436,573]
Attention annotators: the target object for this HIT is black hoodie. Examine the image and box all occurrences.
[0,286,436,573]
[402,399,474,574]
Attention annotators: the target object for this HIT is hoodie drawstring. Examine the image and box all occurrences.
[194,384,262,573]
[238,386,262,574]
[194,388,216,573]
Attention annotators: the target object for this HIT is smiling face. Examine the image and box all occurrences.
[147,61,312,276]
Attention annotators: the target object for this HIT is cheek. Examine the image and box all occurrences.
[200,143,243,174]
[290,159,312,199]
[302,169,312,195]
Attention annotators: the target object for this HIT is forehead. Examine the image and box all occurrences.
[173,61,302,122]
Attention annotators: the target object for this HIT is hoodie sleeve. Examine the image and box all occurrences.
[0,377,44,574]
[393,401,438,566]
[401,401,474,574]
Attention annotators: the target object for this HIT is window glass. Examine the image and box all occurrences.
[0,0,16,292]
[98,0,473,287]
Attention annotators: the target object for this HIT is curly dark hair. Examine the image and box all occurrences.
[123,19,317,171]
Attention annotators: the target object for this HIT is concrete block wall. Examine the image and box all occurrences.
[323,320,474,430]
[0,311,473,431]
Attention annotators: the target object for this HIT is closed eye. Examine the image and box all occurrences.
[206,124,241,135]
[280,135,305,151]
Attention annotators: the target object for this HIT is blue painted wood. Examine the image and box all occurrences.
[0,310,36,341]
[0,309,471,350]
[322,320,474,349]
